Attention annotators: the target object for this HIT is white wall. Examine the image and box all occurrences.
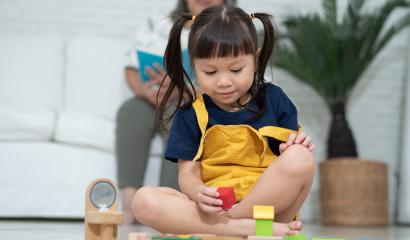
[0,0,409,222]
[398,24,410,224]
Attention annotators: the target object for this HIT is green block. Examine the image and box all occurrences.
[153,237,201,240]
[310,239,345,240]
[255,219,273,236]
[284,234,306,240]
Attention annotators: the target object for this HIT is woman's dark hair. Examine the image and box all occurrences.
[156,5,278,133]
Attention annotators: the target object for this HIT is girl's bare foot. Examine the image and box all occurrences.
[122,187,139,225]
[123,204,140,225]
[272,221,302,236]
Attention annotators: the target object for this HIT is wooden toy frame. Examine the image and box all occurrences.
[85,178,123,240]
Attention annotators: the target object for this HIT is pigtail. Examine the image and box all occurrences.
[245,12,278,121]
[155,13,197,134]
[253,13,277,84]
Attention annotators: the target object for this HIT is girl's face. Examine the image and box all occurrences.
[194,54,257,112]
[185,0,225,16]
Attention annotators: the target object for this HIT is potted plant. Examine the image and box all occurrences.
[272,0,410,225]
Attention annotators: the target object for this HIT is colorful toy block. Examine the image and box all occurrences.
[153,235,201,240]
[191,234,216,237]
[253,205,275,237]
[176,235,192,239]
[252,205,275,236]
[157,235,196,239]
[197,236,245,240]
[255,219,273,236]
[248,236,283,240]
[129,233,152,240]
[253,206,274,220]
[216,187,237,210]
[284,234,306,240]
[310,239,345,240]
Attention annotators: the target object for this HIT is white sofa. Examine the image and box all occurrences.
[0,34,163,218]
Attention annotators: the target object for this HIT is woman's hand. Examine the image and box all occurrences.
[139,79,168,107]
[143,63,177,107]
[145,63,172,87]
[196,186,223,213]
[279,132,315,154]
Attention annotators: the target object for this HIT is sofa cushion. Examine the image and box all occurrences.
[0,105,56,141]
[54,111,115,152]
[65,36,131,120]
[0,34,63,109]
[0,141,116,218]
[0,34,63,141]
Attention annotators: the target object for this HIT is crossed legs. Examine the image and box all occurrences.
[132,144,316,236]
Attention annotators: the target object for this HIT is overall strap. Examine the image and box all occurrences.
[258,124,303,159]
[259,124,303,142]
[191,94,208,161]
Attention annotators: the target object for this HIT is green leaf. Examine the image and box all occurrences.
[374,13,410,56]
[355,0,410,91]
[322,0,337,29]
[274,46,328,99]
[272,0,410,108]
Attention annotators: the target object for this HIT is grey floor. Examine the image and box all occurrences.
[1,220,410,240]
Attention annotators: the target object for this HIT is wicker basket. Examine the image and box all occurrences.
[320,159,388,225]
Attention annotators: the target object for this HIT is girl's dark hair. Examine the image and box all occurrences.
[171,0,237,15]
[156,5,278,133]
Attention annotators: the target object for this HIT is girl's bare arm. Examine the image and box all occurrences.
[178,159,204,202]
[178,159,223,213]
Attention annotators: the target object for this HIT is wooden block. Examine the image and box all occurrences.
[177,235,193,239]
[153,236,201,240]
[216,187,237,210]
[253,206,274,220]
[255,219,273,236]
[248,236,283,240]
[198,236,246,240]
[284,234,306,240]
[310,239,345,240]
[129,233,152,240]
[156,235,197,239]
[87,211,124,224]
[191,234,216,237]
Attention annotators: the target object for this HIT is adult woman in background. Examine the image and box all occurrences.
[117,0,237,224]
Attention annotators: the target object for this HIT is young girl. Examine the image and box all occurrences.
[132,5,316,237]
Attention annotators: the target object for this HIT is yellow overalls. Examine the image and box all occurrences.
[192,95,303,220]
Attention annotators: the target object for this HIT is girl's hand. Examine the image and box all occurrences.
[196,186,223,213]
[279,132,315,154]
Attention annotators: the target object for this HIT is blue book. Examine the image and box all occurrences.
[136,48,195,82]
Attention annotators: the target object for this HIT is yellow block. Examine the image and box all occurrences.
[178,235,192,239]
[253,206,274,220]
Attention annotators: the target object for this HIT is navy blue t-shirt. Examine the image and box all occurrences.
[164,83,298,162]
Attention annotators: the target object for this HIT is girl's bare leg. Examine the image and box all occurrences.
[131,186,302,236]
[222,144,316,223]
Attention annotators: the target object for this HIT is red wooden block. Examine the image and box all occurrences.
[216,187,237,210]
